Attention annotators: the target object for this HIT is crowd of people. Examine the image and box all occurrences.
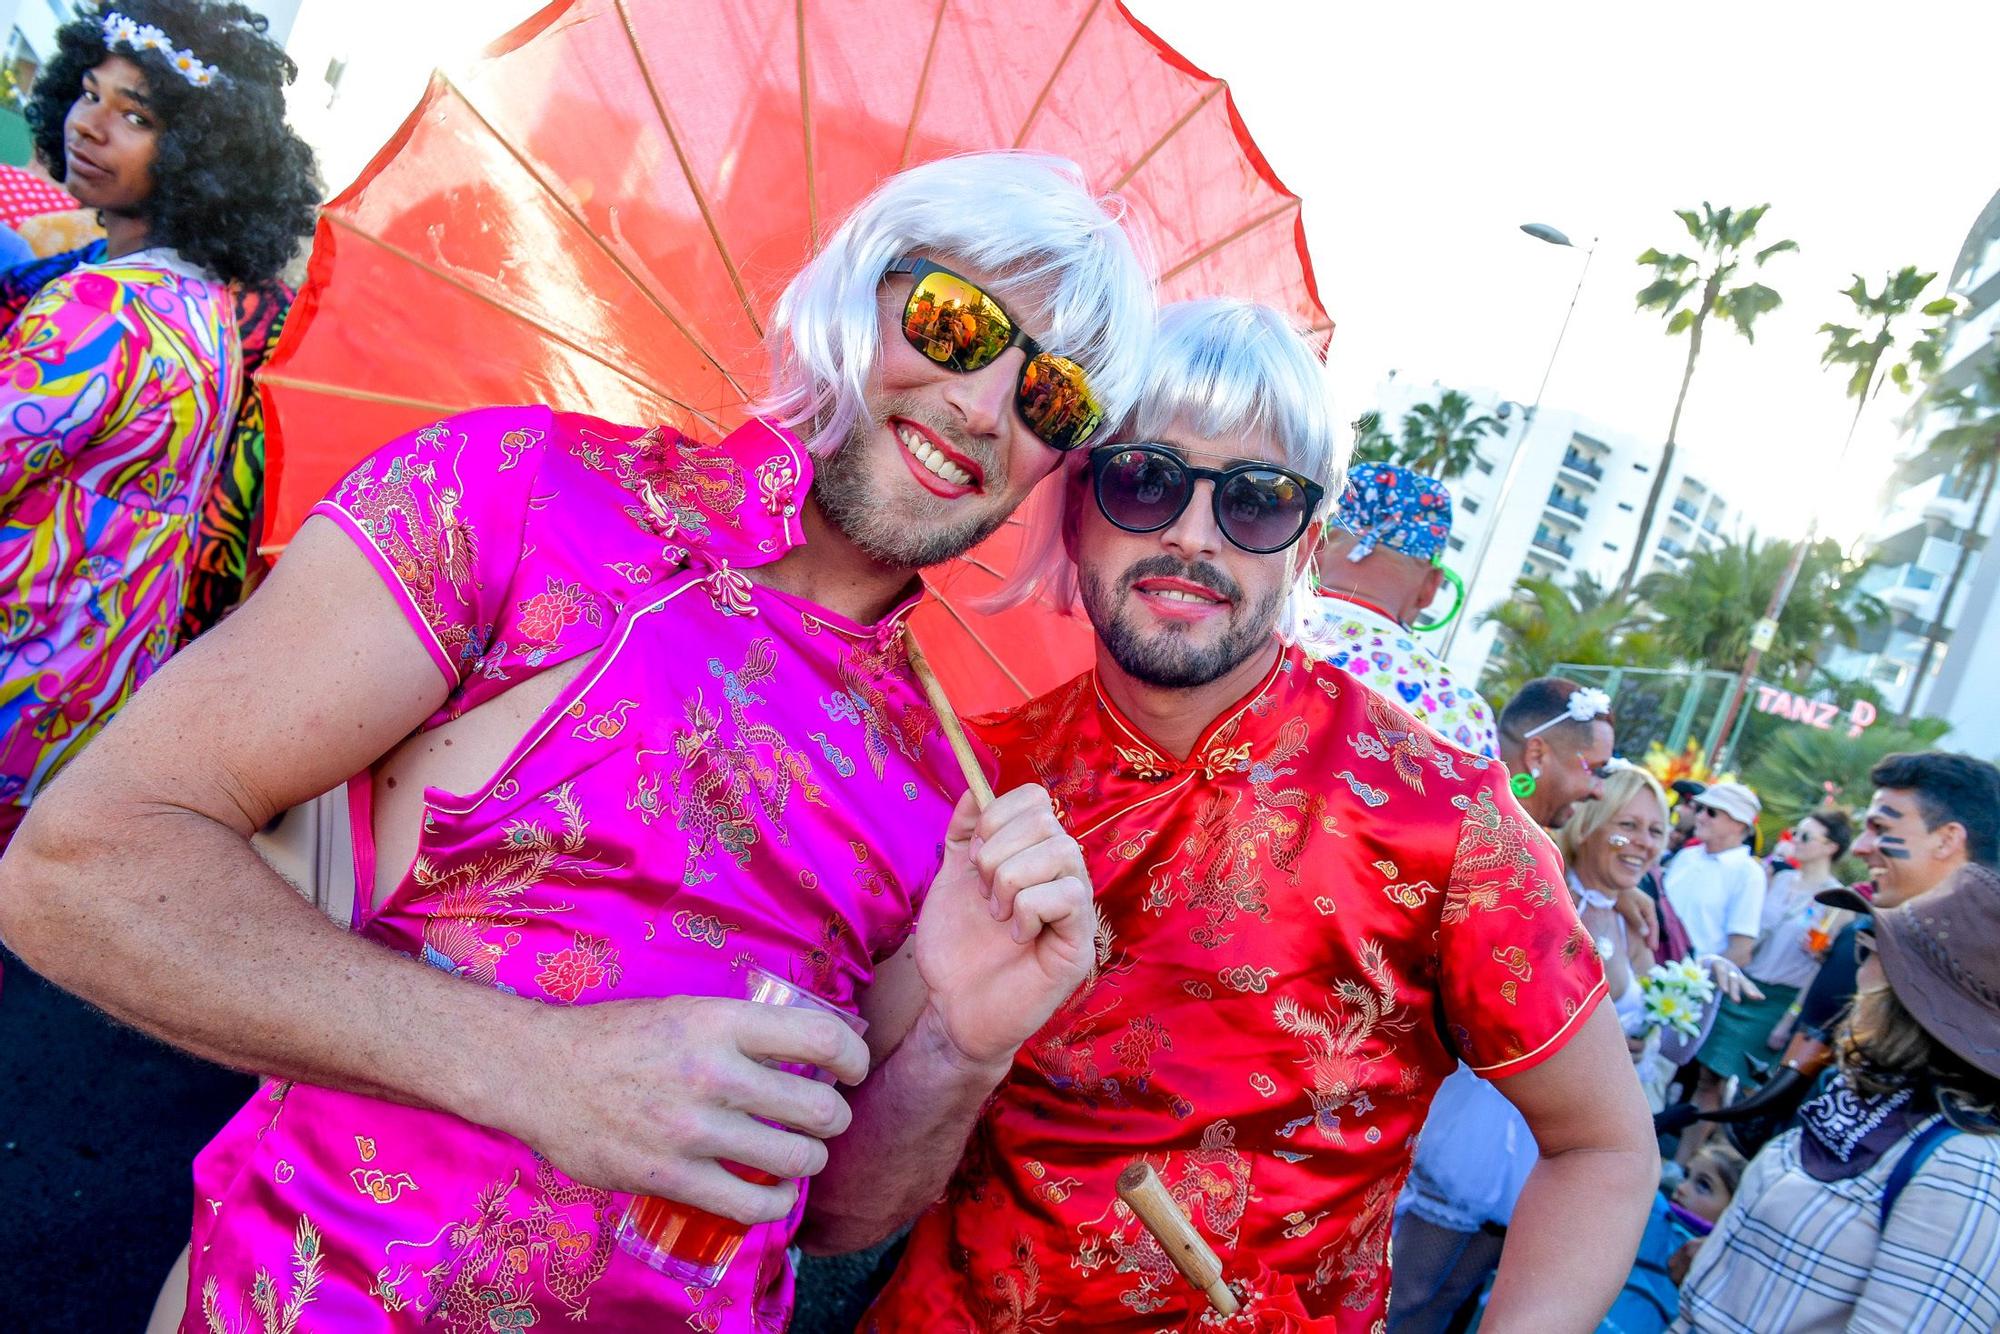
[0,3,1997,1333]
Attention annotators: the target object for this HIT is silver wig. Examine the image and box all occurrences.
[990,298,1345,643]
[760,151,1156,459]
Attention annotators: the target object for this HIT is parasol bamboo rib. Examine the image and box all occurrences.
[795,0,817,251]
[1116,1160,1239,1316]
[439,73,747,401]
[898,0,951,171]
[1013,0,1102,148]
[614,0,762,339]
[919,586,1034,698]
[323,214,723,430]
[1108,83,1224,194]
[1160,198,1299,283]
[903,627,997,808]
[258,373,471,417]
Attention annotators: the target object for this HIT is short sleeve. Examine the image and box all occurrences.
[1723,864,1766,942]
[309,405,553,691]
[1438,771,1607,1077]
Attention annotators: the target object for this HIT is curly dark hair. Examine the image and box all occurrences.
[25,0,319,285]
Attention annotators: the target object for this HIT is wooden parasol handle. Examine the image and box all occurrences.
[903,625,995,811]
[1116,1160,1240,1317]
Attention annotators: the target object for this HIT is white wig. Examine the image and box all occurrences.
[989,298,1346,643]
[760,151,1156,458]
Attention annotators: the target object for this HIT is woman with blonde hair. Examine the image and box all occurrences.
[1558,764,1672,1039]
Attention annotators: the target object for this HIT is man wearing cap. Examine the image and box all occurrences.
[1672,862,2000,1332]
[1661,781,1765,967]
[1304,464,1498,758]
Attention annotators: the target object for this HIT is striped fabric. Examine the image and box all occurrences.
[1673,1118,2000,1332]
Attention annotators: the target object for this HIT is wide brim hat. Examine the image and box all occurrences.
[1815,883,1875,914]
[1871,863,2000,1081]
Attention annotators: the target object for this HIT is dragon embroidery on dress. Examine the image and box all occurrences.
[337,439,482,670]
[1356,690,1462,793]
[828,632,936,779]
[1441,786,1550,923]
[1247,716,1339,839]
[1310,1174,1399,1312]
[408,783,589,987]
[200,1216,324,1334]
[606,423,746,544]
[1272,940,1414,1145]
[1155,779,1314,948]
[376,1156,616,1331]
[1074,1121,1250,1317]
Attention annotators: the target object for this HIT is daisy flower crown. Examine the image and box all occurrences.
[102,11,224,89]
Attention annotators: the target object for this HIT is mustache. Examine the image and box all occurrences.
[1120,553,1242,603]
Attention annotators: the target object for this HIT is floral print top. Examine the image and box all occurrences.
[0,250,240,810]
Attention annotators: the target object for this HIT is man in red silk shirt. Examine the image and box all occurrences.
[848,301,1657,1333]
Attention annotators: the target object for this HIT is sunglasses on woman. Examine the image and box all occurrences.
[886,257,1104,452]
[1088,443,1325,554]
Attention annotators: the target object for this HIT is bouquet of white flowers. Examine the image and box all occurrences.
[1641,958,1717,1040]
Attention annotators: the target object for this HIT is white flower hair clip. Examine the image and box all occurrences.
[103,11,223,89]
[1523,686,1613,739]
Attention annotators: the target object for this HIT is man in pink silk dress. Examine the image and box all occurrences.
[0,152,1153,1331]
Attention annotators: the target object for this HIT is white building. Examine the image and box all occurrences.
[1362,376,1749,683]
[1823,186,2000,755]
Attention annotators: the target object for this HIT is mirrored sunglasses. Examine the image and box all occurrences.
[886,257,1104,451]
[1089,443,1325,555]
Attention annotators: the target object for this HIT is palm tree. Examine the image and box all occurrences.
[1639,535,1884,679]
[1395,390,1502,480]
[1351,410,1396,466]
[1621,203,1797,596]
[1479,576,1662,701]
[1901,349,2000,718]
[1706,268,1954,755]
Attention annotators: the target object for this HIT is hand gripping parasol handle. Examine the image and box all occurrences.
[1116,1160,1240,1317]
[903,625,996,811]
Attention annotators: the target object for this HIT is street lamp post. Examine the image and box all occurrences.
[1441,225,1596,658]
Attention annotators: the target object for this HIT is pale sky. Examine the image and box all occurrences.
[292,1,1998,548]
[1130,0,2000,547]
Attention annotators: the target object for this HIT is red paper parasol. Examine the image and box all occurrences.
[262,0,1329,714]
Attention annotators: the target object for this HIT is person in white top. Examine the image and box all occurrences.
[1662,781,1766,965]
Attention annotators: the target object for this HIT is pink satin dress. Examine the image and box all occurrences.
[184,407,965,1332]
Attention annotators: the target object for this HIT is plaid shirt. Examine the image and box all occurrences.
[1673,1118,2000,1332]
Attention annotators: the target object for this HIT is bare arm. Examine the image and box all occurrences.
[0,517,867,1225]
[799,786,1095,1254]
[1482,1002,1659,1332]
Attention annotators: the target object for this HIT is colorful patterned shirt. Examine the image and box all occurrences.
[1,250,241,809]
[187,407,970,1332]
[867,651,1605,1333]
[1299,594,1497,759]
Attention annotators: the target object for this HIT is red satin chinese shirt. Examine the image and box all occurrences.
[866,647,1606,1332]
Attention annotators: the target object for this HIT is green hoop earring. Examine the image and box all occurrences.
[1511,769,1537,799]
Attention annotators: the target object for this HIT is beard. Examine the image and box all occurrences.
[811,395,1010,571]
[1081,553,1284,689]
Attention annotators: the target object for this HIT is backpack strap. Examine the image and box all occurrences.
[1879,1117,1960,1229]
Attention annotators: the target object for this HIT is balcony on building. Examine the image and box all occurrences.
[1658,536,1688,559]
[1545,489,1589,525]
[1671,497,1700,521]
[1531,529,1575,561]
[1559,448,1605,483]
